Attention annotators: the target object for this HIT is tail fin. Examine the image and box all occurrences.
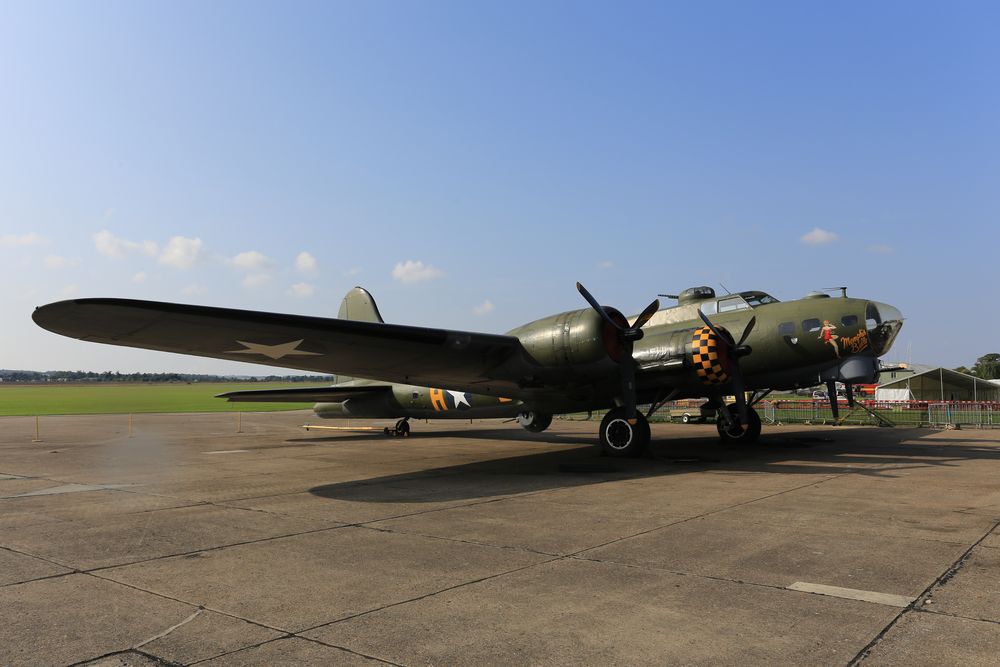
[338,286,385,323]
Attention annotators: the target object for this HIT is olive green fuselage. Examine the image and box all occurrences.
[314,290,902,420]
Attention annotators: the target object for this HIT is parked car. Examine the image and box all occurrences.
[812,389,849,403]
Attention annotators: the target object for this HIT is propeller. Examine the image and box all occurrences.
[697,310,756,425]
[577,283,659,423]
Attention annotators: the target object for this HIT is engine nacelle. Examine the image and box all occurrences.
[506,307,621,369]
[637,325,736,389]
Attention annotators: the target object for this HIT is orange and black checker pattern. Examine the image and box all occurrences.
[691,326,729,385]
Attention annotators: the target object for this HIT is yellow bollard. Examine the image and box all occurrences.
[128,413,133,437]
[237,411,242,433]
[32,415,42,443]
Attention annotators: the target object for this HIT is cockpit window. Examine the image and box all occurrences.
[778,322,795,336]
[718,296,751,313]
[802,318,822,333]
[700,301,718,316]
[841,315,858,328]
[740,291,780,307]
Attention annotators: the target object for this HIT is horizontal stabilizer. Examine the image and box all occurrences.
[216,385,391,403]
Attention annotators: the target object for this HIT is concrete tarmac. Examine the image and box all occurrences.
[1,412,998,666]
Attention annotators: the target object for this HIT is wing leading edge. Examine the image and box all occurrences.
[33,298,536,396]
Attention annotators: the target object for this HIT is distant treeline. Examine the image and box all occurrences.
[0,370,335,384]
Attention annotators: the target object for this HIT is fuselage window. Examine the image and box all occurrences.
[778,322,795,336]
[841,315,858,328]
[802,318,821,333]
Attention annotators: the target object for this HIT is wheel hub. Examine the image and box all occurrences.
[605,419,634,449]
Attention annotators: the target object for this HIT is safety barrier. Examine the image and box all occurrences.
[563,400,1000,428]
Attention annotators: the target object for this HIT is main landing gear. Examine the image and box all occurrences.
[383,418,411,437]
[599,407,651,458]
[716,404,761,444]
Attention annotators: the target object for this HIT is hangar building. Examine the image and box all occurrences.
[876,364,1000,402]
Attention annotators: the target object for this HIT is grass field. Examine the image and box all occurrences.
[0,383,315,416]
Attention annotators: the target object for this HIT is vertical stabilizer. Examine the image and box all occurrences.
[338,287,385,323]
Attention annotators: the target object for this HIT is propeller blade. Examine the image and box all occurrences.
[621,343,638,422]
[697,309,728,345]
[576,282,622,331]
[630,298,661,331]
[737,316,756,347]
[845,383,855,407]
[826,380,839,420]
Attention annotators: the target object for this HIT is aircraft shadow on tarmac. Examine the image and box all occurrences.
[307,426,1000,504]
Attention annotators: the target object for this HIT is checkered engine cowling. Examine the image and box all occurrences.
[691,326,732,385]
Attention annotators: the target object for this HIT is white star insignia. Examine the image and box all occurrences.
[225,339,321,360]
[448,390,471,409]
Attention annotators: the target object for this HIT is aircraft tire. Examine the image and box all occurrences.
[395,419,410,436]
[599,408,650,458]
[716,405,762,444]
[517,411,553,433]
[681,413,691,424]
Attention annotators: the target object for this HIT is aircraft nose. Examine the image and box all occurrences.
[865,301,903,356]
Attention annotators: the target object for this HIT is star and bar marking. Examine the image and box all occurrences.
[225,339,321,360]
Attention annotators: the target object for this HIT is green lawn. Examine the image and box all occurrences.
[0,383,316,416]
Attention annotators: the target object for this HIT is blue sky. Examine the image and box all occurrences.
[2,1,997,374]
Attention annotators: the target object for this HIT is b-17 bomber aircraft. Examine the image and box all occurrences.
[33,283,903,457]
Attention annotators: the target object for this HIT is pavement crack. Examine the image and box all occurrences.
[0,543,80,575]
[299,555,563,634]
[567,472,850,557]
[84,523,350,574]
[134,607,204,648]
[295,635,407,666]
[848,518,1000,666]
[914,607,1000,626]
[357,523,560,557]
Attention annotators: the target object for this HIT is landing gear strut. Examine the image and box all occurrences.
[716,404,761,444]
[384,418,411,437]
[599,407,650,458]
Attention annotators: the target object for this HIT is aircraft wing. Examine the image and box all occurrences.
[217,385,392,403]
[33,298,536,395]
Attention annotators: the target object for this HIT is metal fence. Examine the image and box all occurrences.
[562,400,1000,428]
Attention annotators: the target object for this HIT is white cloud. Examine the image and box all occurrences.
[289,282,315,297]
[391,259,444,284]
[344,267,362,277]
[93,229,158,258]
[800,227,838,246]
[0,232,47,247]
[229,250,273,271]
[242,273,271,288]
[597,260,614,270]
[159,236,203,269]
[43,255,77,270]
[181,284,205,296]
[60,284,79,297]
[868,244,894,254]
[131,271,147,284]
[295,251,318,274]
[473,299,495,316]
